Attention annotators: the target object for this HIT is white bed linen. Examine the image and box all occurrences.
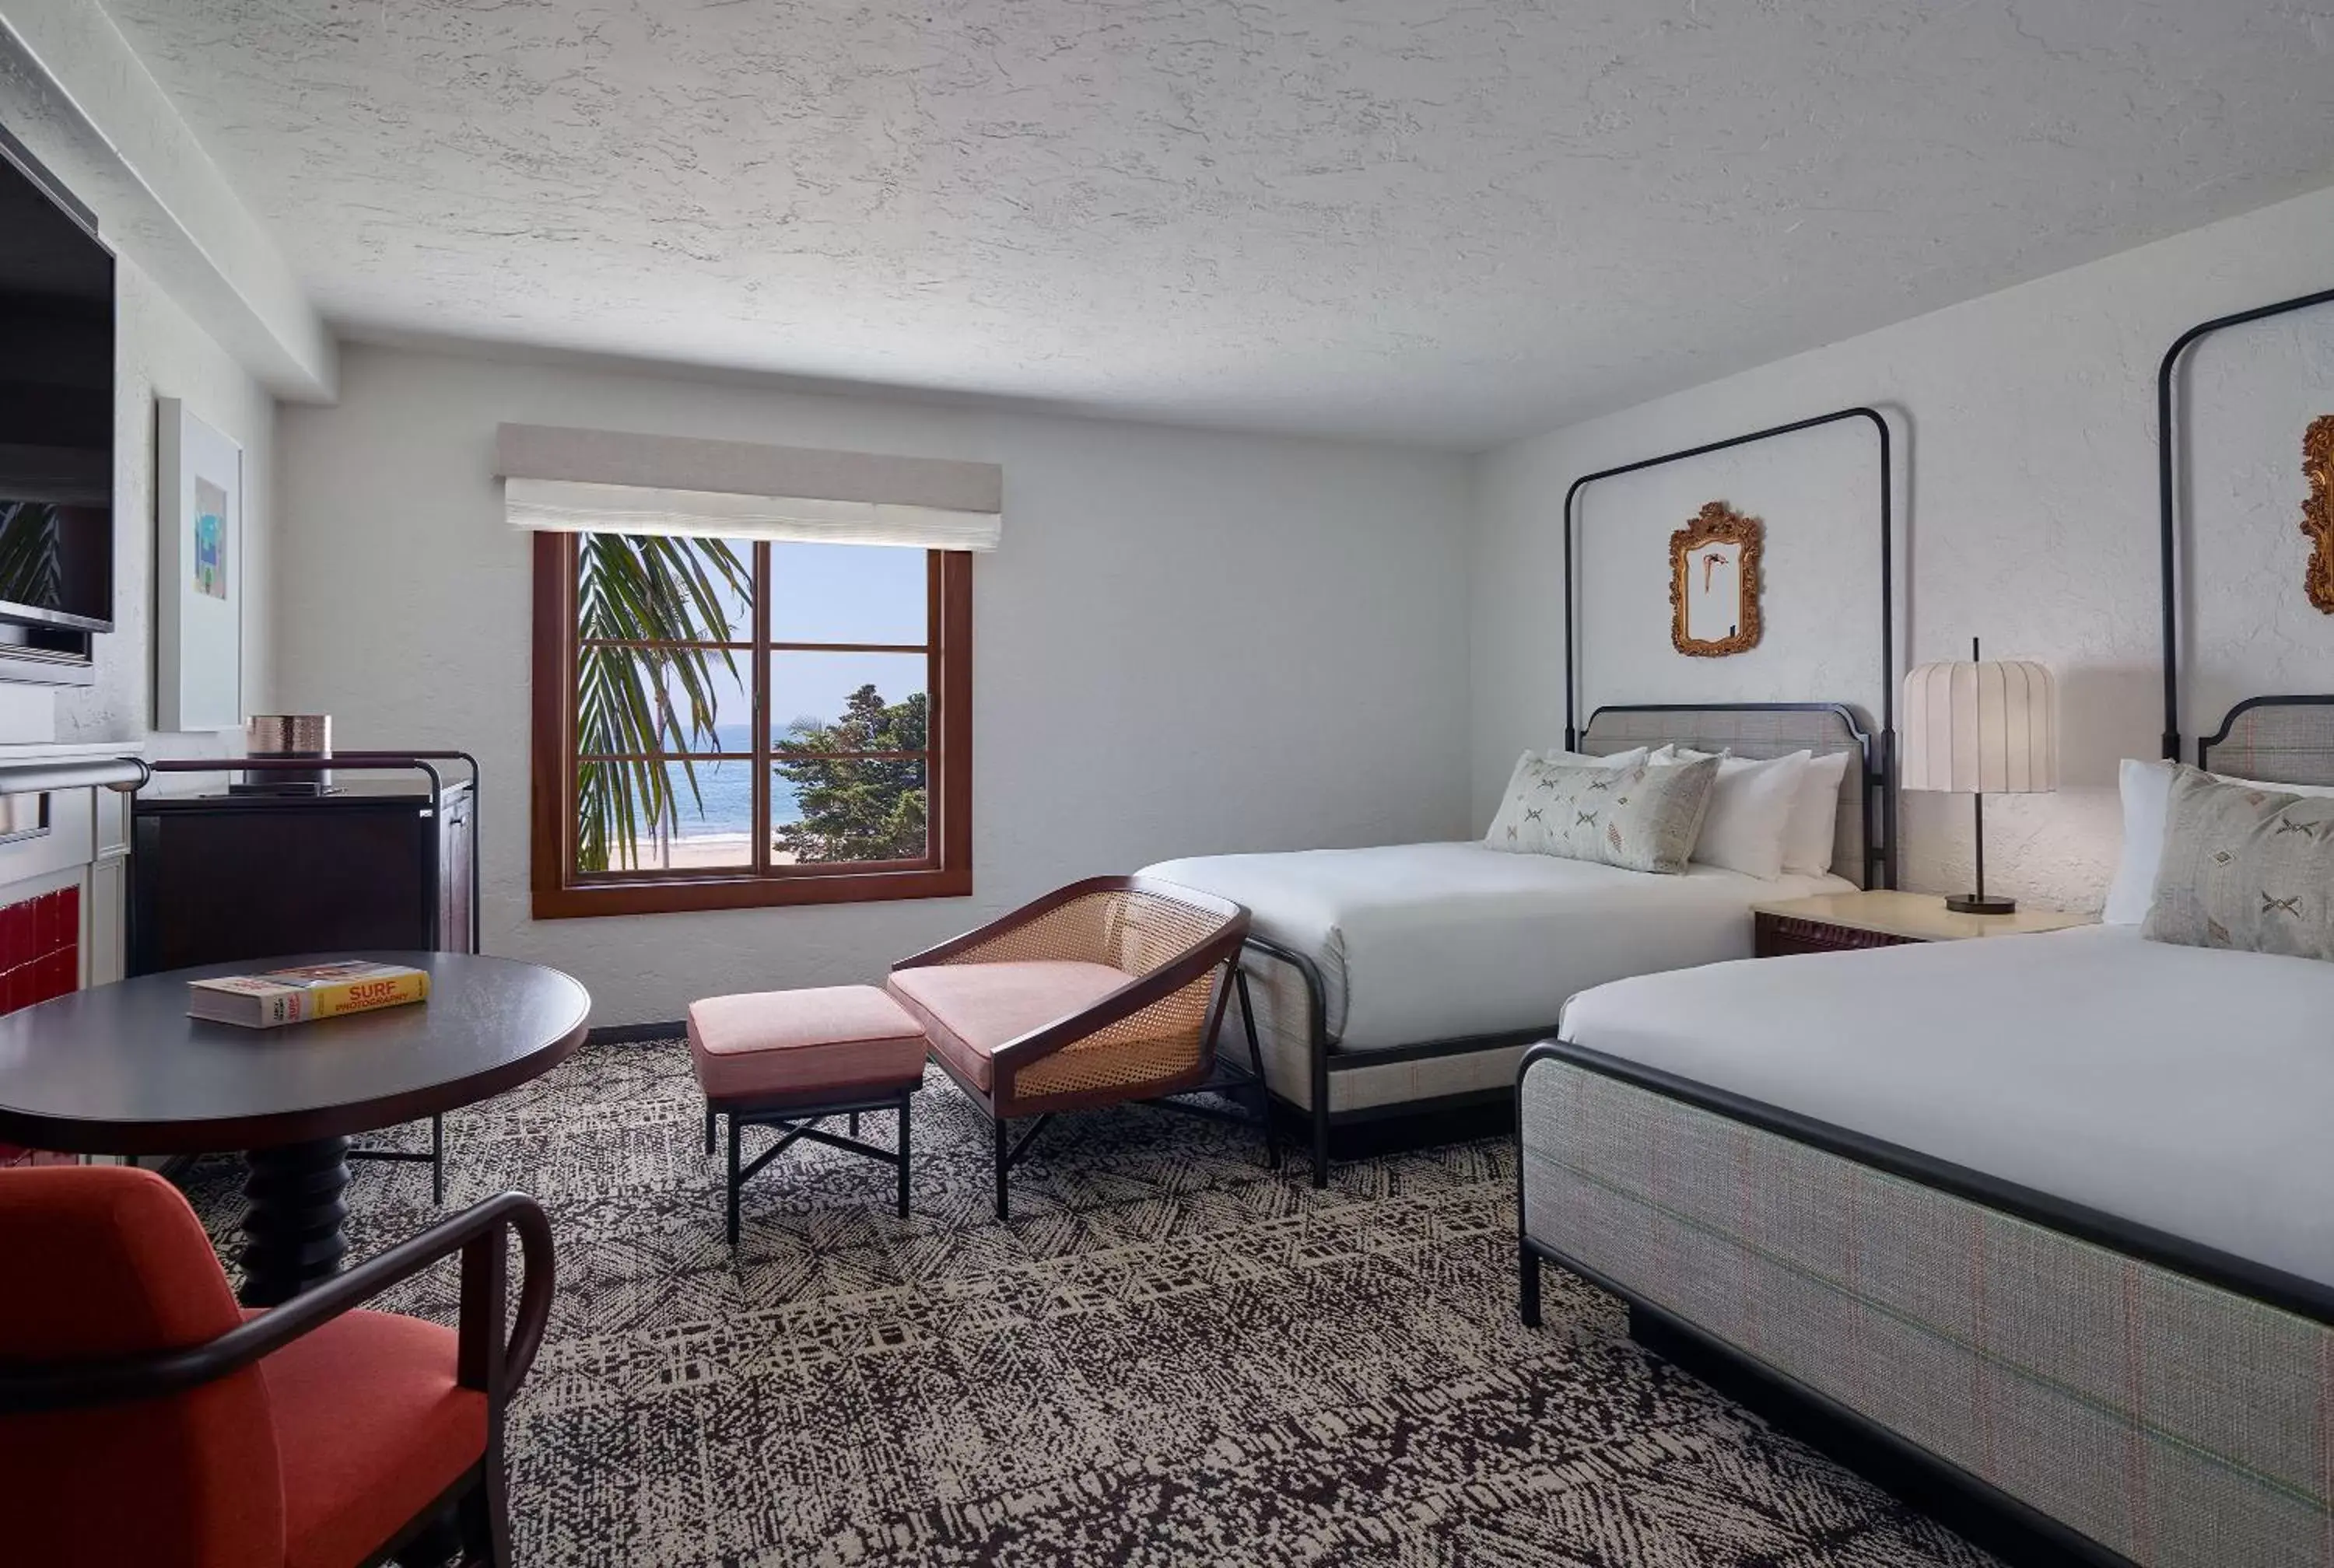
[1558,923,2334,1290]
[1138,841,1851,1050]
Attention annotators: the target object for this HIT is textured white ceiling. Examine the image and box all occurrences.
[100,0,2334,447]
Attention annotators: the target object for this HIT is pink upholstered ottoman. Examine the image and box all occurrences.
[686,985,928,1241]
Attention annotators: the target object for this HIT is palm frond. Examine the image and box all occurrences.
[573,534,749,872]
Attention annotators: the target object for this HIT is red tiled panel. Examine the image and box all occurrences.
[34,948,75,1004]
[0,885,84,1165]
[0,897,31,974]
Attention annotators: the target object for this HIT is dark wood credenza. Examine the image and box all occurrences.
[129,760,477,976]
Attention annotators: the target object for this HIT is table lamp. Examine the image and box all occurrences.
[1901,639,2056,915]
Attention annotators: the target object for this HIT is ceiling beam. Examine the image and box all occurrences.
[0,0,334,401]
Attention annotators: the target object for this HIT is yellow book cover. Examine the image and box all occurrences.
[305,970,432,1018]
[188,961,431,1028]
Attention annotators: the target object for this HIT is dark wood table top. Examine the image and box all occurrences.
[0,951,590,1154]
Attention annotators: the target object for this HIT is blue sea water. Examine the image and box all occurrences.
[660,725,793,835]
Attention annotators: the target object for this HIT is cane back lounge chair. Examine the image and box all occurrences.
[888,875,1266,1219]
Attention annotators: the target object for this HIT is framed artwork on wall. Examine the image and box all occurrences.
[156,397,243,730]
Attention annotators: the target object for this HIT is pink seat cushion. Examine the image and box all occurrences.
[687,985,928,1103]
[886,961,1132,1094]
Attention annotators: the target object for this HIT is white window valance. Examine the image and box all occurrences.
[496,423,1002,551]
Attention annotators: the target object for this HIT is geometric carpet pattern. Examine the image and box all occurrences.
[181,1039,1995,1567]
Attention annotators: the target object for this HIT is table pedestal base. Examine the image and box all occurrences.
[239,1136,352,1307]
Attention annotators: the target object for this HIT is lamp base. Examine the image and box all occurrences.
[1946,893,2017,915]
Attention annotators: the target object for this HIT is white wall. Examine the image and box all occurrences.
[1473,182,2334,912]
[17,254,276,756]
[275,343,1470,1025]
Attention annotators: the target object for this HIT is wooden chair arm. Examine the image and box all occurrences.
[0,1189,554,1415]
[894,875,1247,971]
[892,874,1127,969]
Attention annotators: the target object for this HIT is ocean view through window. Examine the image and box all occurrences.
[531,531,972,917]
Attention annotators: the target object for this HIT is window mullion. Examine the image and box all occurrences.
[752,541,772,878]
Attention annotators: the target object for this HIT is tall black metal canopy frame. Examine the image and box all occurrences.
[1559,406,1898,887]
[2155,284,2334,761]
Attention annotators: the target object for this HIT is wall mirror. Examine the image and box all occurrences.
[1670,500,1764,656]
[2306,415,2332,614]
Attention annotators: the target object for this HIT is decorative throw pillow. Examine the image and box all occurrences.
[2141,767,2334,961]
[2105,758,2334,924]
[1488,754,1719,875]
[1484,747,1646,844]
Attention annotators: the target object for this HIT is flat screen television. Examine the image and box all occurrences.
[0,134,113,634]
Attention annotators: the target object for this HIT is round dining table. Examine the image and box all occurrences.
[0,950,589,1306]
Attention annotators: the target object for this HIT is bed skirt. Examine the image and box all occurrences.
[1518,1052,2332,1568]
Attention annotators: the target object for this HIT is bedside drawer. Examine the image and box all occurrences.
[1754,912,1920,958]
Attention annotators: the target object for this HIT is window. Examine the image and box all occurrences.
[531,531,971,916]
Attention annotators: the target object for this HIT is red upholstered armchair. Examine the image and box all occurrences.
[0,1165,552,1568]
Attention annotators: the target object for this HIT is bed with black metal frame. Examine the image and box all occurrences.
[1222,407,1899,1188]
[1517,285,2334,1568]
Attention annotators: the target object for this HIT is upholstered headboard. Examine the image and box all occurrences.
[1579,702,1882,888]
[2196,696,2334,787]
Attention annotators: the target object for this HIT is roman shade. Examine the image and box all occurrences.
[496,424,1002,551]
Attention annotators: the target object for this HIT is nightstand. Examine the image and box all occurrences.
[1750,889,2097,957]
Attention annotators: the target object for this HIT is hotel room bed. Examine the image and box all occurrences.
[1140,844,1852,1050]
[1550,925,2334,1292]
[1145,702,1884,1185]
[1519,698,2334,1568]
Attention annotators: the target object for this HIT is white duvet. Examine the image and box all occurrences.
[1558,923,2334,1290]
[1138,841,1852,1050]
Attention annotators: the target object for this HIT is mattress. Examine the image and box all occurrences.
[1558,923,2334,1291]
[1138,841,1852,1050]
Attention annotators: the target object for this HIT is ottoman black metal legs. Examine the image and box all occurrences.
[713,1083,917,1246]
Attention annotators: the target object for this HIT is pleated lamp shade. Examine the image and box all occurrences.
[1901,656,2056,795]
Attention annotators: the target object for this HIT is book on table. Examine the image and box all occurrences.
[187,961,431,1028]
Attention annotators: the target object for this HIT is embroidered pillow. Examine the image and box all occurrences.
[2142,766,2334,961]
[2105,758,2334,924]
[1484,747,1647,845]
[1489,754,1719,875]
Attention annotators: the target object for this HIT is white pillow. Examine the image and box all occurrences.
[1485,747,1648,843]
[1781,750,1852,877]
[1673,750,1809,880]
[2103,757,2334,924]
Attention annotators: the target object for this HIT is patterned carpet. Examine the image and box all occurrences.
[182,1039,1992,1567]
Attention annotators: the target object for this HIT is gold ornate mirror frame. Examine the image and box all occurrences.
[1670,500,1764,657]
[2305,415,2333,614]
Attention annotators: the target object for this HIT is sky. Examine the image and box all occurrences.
[658,538,929,744]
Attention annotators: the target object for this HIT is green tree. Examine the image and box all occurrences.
[774,684,927,862]
[573,534,750,873]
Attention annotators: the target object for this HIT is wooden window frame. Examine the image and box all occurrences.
[531,532,972,919]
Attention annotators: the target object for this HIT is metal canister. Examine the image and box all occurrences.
[244,714,331,788]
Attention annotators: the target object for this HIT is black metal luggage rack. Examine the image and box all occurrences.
[131,751,484,1204]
